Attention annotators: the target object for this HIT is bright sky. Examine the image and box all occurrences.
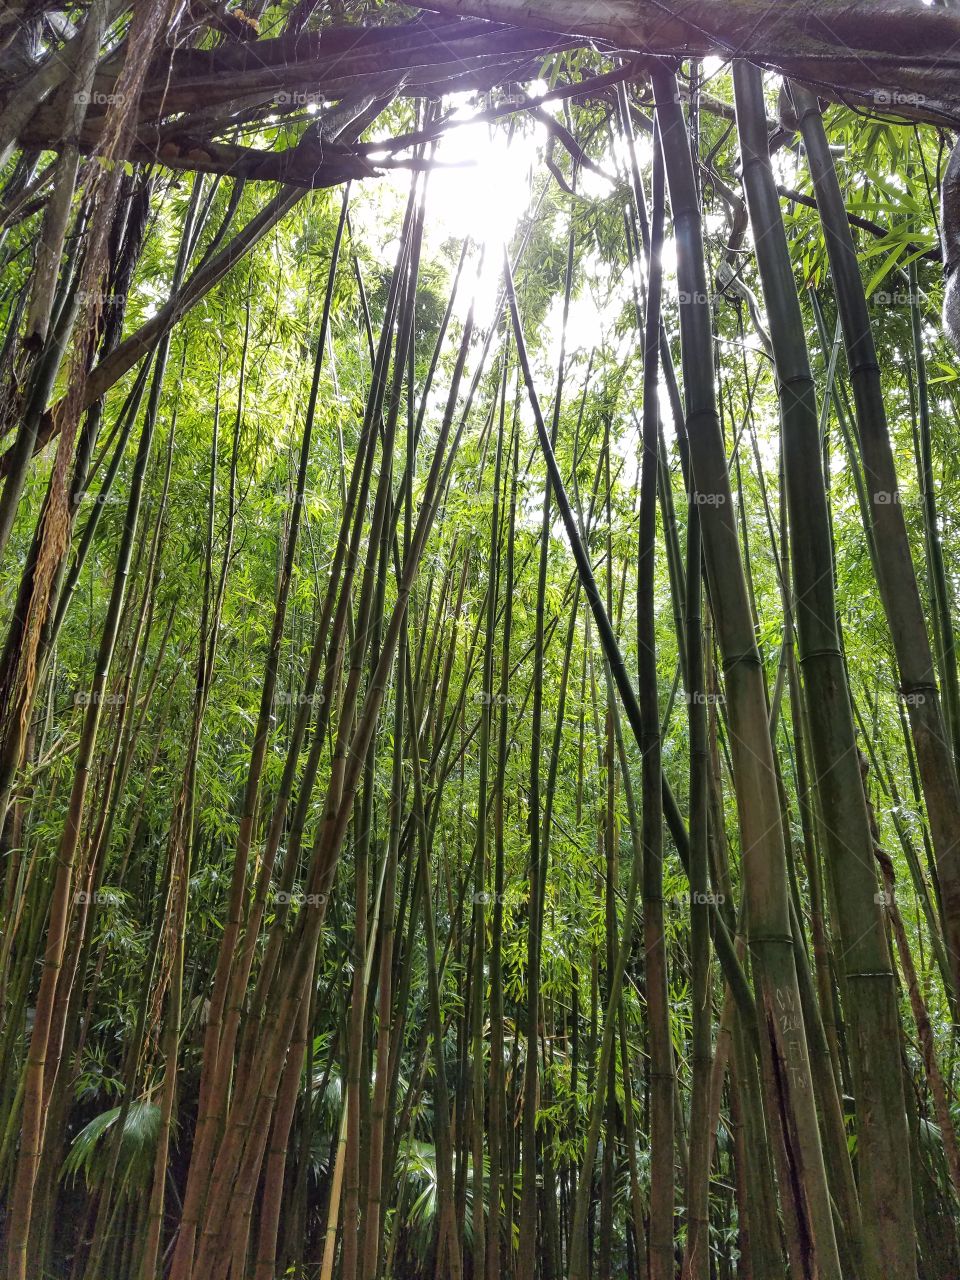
[357,89,582,323]
[348,82,748,472]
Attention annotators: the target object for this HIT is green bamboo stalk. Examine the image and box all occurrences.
[653,65,842,1280]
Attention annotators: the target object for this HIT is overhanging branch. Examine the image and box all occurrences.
[416,0,960,126]
[6,3,959,192]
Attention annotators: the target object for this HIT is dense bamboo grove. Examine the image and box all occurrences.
[2,1,960,1277]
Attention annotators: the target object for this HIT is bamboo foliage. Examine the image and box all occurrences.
[0,10,959,1279]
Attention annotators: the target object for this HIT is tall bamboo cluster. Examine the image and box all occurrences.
[0,3,959,1278]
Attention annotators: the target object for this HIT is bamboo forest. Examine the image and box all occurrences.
[6,1,960,1278]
